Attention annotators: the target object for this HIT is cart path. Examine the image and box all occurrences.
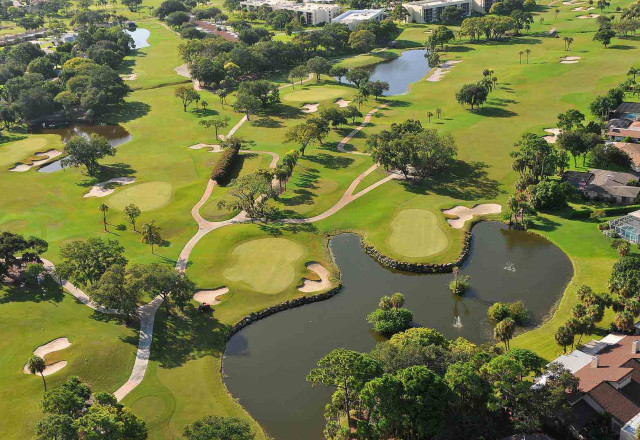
[336,105,387,154]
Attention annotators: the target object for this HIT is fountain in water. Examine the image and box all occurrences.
[453,316,462,328]
[504,262,516,272]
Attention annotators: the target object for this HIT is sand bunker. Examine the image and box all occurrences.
[442,204,502,229]
[563,0,584,4]
[189,143,223,152]
[543,128,562,143]
[577,13,599,18]
[121,73,138,81]
[193,287,229,305]
[23,337,71,376]
[301,103,319,113]
[83,177,136,198]
[175,63,191,78]
[427,60,463,82]
[297,262,331,293]
[10,150,62,172]
[335,99,351,108]
[560,56,582,64]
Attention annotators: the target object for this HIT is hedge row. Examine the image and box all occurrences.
[211,146,239,184]
[567,204,640,219]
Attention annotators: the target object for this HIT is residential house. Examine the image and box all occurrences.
[332,9,385,30]
[612,142,640,173]
[608,119,640,143]
[561,169,640,205]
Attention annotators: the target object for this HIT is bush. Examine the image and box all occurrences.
[488,302,510,323]
[166,11,190,27]
[211,146,239,184]
[591,143,632,169]
[448,275,470,296]
[508,300,529,325]
[367,308,414,335]
[530,180,573,210]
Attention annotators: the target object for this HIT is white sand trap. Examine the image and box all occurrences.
[193,287,228,304]
[560,56,582,64]
[301,103,319,113]
[587,6,595,9]
[543,128,562,143]
[121,73,138,81]
[174,63,191,78]
[577,13,599,18]
[297,262,331,293]
[442,204,502,229]
[189,143,223,152]
[427,60,463,82]
[335,99,351,108]
[10,149,61,172]
[23,337,71,376]
[83,177,136,198]
[572,6,584,10]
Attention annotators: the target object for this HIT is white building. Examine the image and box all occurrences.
[332,9,385,30]
[239,0,341,25]
[403,0,489,23]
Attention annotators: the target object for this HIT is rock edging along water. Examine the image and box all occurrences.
[224,284,343,341]
[361,231,471,273]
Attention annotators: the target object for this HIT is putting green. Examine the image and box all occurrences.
[387,209,448,258]
[108,181,173,211]
[0,136,54,169]
[282,87,346,103]
[223,238,306,294]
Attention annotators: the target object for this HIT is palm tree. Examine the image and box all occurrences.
[201,100,208,111]
[99,204,109,232]
[141,221,161,254]
[494,318,516,350]
[492,76,498,88]
[482,68,491,77]
[628,67,639,82]
[435,107,442,118]
[525,49,531,64]
[390,292,405,309]
[554,8,560,19]
[27,355,47,390]
[567,37,574,51]
[563,36,569,51]
[427,111,434,122]
[518,51,524,64]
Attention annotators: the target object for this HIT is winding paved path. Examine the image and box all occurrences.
[45,101,393,402]
[337,105,387,154]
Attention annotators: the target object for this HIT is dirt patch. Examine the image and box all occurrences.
[23,337,71,376]
[10,149,61,172]
[297,262,331,293]
[83,177,136,198]
[193,287,229,304]
[442,204,502,229]
[301,103,319,113]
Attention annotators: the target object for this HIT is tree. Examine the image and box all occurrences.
[530,180,573,210]
[184,416,254,440]
[238,81,279,108]
[344,105,362,123]
[200,116,230,140]
[75,392,147,439]
[140,221,162,254]
[494,317,516,350]
[366,80,389,100]
[175,84,200,112]
[61,134,115,177]
[594,28,615,48]
[99,203,109,232]
[0,232,48,279]
[35,414,77,440]
[289,64,310,87]
[217,172,278,219]
[133,263,196,314]
[345,69,370,89]
[319,107,348,127]
[597,0,609,10]
[367,295,413,334]
[441,5,462,24]
[519,50,524,64]
[233,92,261,121]
[557,109,585,131]
[455,83,488,109]
[349,29,376,52]
[555,324,575,353]
[511,131,557,184]
[525,48,531,64]
[122,0,143,12]
[628,66,640,83]
[27,355,47,390]
[41,376,91,417]
[123,204,141,232]
[433,25,455,49]
[90,264,141,320]
[284,117,330,156]
[306,56,331,84]
[57,238,127,287]
[307,348,383,430]
[435,107,442,118]
[329,66,348,83]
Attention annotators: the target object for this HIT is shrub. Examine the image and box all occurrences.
[448,275,470,296]
[530,180,573,210]
[598,222,610,231]
[367,308,413,335]
[488,302,510,323]
[508,300,529,325]
[211,146,239,184]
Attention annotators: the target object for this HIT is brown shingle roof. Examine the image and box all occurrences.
[575,336,640,392]
[614,142,640,168]
[589,382,640,424]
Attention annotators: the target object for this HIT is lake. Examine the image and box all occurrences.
[126,28,150,49]
[223,222,573,440]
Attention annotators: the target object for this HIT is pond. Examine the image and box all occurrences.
[223,222,573,440]
[126,28,150,49]
[35,124,131,173]
[346,49,430,96]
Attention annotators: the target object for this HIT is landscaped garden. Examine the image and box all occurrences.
[2,0,640,436]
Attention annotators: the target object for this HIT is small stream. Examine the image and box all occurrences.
[223,222,573,440]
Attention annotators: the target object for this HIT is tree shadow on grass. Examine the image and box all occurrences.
[446,45,475,53]
[305,152,354,170]
[272,104,305,120]
[112,101,151,124]
[250,117,282,128]
[609,44,635,50]
[474,106,518,118]
[529,214,563,232]
[257,221,317,236]
[80,163,136,186]
[144,305,227,368]
[488,97,518,107]
[0,276,64,304]
[403,160,502,200]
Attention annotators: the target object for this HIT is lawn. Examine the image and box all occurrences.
[2,0,640,437]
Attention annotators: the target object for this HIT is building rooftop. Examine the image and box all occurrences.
[404,0,469,5]
[617,102,640,116]
[562,169,640,199]
[333,9,383,23]
[613,142,640,168]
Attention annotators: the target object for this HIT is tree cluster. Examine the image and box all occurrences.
[367,293,413,335]
[0,231,48,280]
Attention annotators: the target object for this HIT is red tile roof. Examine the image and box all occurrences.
[589,382,640,423]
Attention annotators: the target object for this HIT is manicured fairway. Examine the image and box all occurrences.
[282,86,348,102]
[387,209,449,258]
[108,181,174,211]
[223,237,306,294]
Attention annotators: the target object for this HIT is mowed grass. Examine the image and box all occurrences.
[0,281,137,439]
[387,209,449,258]
[109,181,174,211]
[282,86,347,102]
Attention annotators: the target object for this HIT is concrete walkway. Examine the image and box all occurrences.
[337,105,387,154]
